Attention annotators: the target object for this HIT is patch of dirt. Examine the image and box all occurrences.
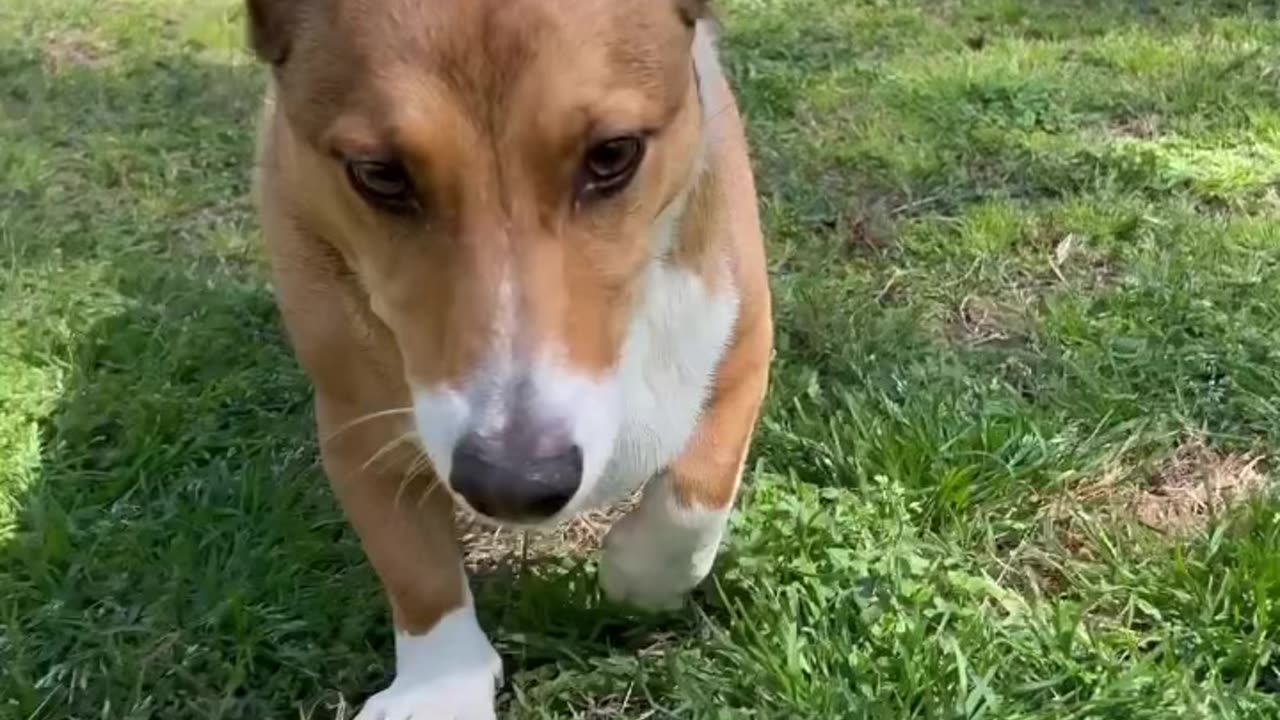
[459,493,639,575]
[1015,436,1271,599]
[1133,437,1268,536]
[42,31,109,72]
[1046,435,1271,542]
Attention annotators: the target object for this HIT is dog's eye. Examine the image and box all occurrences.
[345,159,418,213]
[580,136,646,200]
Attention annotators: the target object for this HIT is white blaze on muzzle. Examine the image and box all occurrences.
[411,276,624,524]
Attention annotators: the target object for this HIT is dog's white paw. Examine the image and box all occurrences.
[356,599,502,720]
[599,483,729,612]
[354,670,498,720]
[600,515,702,611]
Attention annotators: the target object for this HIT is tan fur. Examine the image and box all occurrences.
[251,0,770,663]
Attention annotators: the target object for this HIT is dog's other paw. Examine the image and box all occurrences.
[355,600,502,720]
[354,671,498,720]
[599,521,696,611]
[598,496,727,612]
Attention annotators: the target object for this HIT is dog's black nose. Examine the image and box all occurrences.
[449,431,583,522]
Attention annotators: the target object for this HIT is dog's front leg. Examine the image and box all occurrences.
[600,330,770,612]
[317,395,501,720]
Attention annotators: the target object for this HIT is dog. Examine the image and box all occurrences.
[246,0,772,716]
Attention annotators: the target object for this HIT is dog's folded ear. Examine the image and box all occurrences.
[675,0,712,28]
[245,0,301,65]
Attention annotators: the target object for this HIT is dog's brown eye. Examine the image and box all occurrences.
[581,136,645,199]
[345,159,418,213]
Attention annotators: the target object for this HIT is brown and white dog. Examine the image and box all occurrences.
[246,0,772,716]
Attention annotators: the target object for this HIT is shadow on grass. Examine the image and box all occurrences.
[0,48,660,720]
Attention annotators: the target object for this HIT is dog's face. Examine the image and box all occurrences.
[253,0,711,524]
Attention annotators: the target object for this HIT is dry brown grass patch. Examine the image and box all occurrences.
[1046,435,1270,544]
[1016,437,1271,597]
[1132,437,1267,536]
[458,493,640,575]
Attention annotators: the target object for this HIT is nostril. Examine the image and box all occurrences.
[521,443,583,514]
[528,443,582,487]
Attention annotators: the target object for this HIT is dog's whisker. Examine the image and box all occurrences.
[391,446,444,511]
[360,431,418,473]
[390,451,441,512]
[394,455,418,512]
[416,474,446,512]
[321,407,415,445]
[407,452,435,481]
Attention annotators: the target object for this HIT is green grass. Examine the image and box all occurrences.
[3,0,1280,717]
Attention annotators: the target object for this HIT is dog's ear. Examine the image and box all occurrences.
[675,0,711,28]
[245,0,301,65]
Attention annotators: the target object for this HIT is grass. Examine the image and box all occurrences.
[2,0,1279,717]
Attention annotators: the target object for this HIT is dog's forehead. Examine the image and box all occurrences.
[284,0,692,144]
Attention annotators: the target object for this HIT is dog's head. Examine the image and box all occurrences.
[250,0,717,525]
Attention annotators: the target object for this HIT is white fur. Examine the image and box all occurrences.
[527,361,622,512]
[582,261,738,508]
[693,21,726,115]
[599,473,731,610]
[412,357,622,525]
[355,588,502,720]
[413,278,516,486]
[692,20,728,171]
[413,386,470,485]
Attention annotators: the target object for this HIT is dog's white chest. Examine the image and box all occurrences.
[589,261,739,506]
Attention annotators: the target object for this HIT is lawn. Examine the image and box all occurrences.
[3,0,1280,717]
